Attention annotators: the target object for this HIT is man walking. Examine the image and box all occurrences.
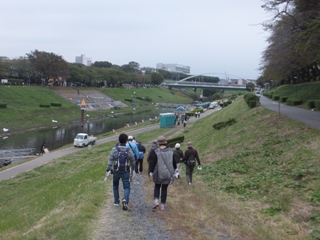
[183,142,201,185]
[106,133,135,210]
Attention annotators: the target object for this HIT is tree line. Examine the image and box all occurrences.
[0,50,219,88]
[258,0,320,88]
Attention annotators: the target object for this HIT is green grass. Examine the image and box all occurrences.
[0,86,192,133]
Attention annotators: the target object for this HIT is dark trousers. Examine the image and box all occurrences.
[135,158,143,173]
[185,165,195,183]
[154,183,169,204]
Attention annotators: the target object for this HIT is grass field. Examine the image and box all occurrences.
[0,95,319,239]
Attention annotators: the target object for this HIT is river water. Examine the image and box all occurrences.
[0,108,174,164]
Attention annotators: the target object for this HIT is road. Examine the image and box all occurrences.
[260,95,320,130]
[0,109,216,181]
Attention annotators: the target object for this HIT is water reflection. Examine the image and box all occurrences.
[0,108,170,162]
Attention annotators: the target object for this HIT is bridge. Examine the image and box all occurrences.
[163,81,247,90]
[163,73,248,90]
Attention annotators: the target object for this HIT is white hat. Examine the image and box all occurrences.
[128,136,133,140]
[175,143,180,148]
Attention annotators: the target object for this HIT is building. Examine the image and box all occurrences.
[156,63,190,74]
[75,54,92,66]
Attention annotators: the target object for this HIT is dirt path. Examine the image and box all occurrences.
[92,128,185,240]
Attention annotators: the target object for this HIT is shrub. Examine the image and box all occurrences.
[244,93,259,108]
[307,100,316,109]
[314,101,320,110]
[286,99,303,106]
[281,97,288,102]
[212,118,236,130]
[167,136,185,148]
[273,95,280,101]
[50,103,62,107]
[0,103,7,108]
[124,98,133,102]
[39,104,50,108]
[145,96,152,102]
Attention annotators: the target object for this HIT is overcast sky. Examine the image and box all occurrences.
[1,0,270,79]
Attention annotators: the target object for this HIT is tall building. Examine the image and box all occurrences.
[156,63,190,74]
[75,54,92,66]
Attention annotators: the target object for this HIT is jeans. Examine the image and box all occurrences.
[113,170,130,204]
[135,158,143,173]
[154,183,169,204]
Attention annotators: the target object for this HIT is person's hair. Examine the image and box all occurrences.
[118,133,128,144]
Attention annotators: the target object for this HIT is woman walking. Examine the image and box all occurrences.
[148,136,177,210]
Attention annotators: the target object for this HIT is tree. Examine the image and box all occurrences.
[151,72,164,85]
[92,61,112,68]
[27,50,69,85]
[128,61,140,73]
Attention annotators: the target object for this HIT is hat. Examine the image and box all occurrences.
[175,143,180,148]
[137,140,141,143]
[128,135,133,140]
[187,141,192,147]
[157,135,167,145]
[152,140,157,144]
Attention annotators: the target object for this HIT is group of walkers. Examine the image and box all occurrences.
[105,133,201,211]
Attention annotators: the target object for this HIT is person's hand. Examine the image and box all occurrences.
[149,172,153,181]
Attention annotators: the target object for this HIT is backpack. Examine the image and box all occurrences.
[186,155,196,167]
[114,146,130,172]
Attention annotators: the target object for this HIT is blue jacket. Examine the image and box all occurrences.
[126,141,139,160]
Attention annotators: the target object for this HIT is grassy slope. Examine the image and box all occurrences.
[0,86,192,132]
[0,96,319,239]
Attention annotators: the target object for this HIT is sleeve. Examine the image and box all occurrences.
[128,148,136,168]
[106,147,116,171]
[148,149,157,174]
[142,146,146,153]
[195,150,201,165]
[172,155,177,169]
[134,145,140,159]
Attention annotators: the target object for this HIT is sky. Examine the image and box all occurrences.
[1,0,271,80]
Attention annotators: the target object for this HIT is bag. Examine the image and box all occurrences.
[114,146,130,172]
[139,151,144,159]
[186,155,196,167]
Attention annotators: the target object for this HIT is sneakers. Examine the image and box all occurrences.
[160,204,165,211]
[114,203,119,207]
[152,202,159,209]
[122,199,128,211]
[188,182,192,185]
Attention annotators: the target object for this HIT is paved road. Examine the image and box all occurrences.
[0,109,216,181]
[260,95,320,130]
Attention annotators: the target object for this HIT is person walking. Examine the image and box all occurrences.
[40,142,46,155]
[106,133,135,211]
[148,136,177,210]
[126,135,139,175]
[173,143,183,179]
[183,141,201,185]
[136,140,146,174]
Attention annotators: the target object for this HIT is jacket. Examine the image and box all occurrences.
[148,147,176,184]
[183,147,201,166]
[173,149,183,164]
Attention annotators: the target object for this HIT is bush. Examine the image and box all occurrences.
[0,103,7,108]
[244,93,259,108]
[124,98,133,102]
[212,118,236,130]
[314,101,320,110]
[281,97,288,102]
[307,100,316,109]
[167,136,185,148]
[286,99,303,106]
[39,104,50,108]
[50,103,62,107]
[273,95,280,101]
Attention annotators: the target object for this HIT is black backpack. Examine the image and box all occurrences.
[114,146,130,172]
[187,155,196,167]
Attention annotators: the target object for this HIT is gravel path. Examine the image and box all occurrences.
[92,173,174,240]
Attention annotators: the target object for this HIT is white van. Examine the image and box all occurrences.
[208,102,218,109]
